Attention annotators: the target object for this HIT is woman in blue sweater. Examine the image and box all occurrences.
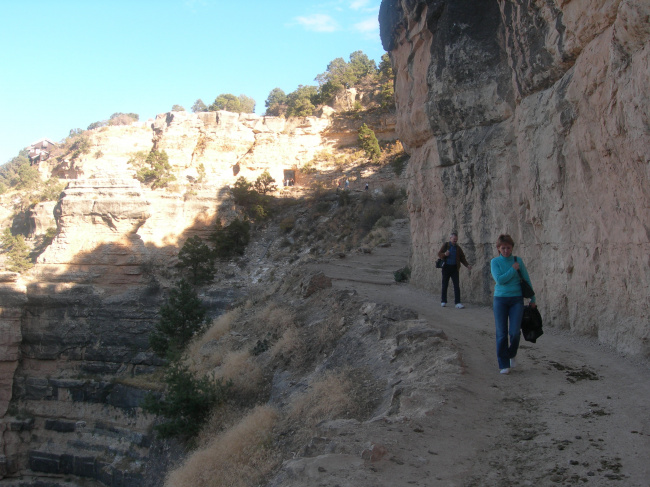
[490,234,536,374]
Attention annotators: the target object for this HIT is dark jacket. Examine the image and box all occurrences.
[437,242,470,270]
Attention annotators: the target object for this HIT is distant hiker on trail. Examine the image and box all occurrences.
[365,182,369,191]
[345,179,349,190]
[490,234,536,375]
[437,232,472,309]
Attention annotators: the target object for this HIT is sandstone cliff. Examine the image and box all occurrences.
[380,0,650,358]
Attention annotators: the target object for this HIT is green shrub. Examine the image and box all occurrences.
[208,93,255,113]
[381,183,406,205]
[1,229,33,273]
[359,203,384,232]
[393,266,411,283]
[212,218,250,258]
[177,235,214,285]
[301,161,317,174]
[358,124,381,162]
[231,177,272,221]
[231,177,256,206]
[130,150,176,189]
[149,279,207,360]
[391,152,408,175]
[142,362,231,440]
[37,178,66,202]
[254,170,277,195]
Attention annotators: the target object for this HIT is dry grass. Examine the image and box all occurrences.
[270,327,300,361]
[185,309,241,372]
[288,371,356,429]
[251,302,295,337]
[215,350,264,398]
[164,406,280,487]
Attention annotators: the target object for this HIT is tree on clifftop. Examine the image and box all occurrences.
[191,99,208,113]
[265,88,287,116]
[209,93,255,113]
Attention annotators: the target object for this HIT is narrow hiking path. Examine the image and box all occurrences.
[307,219,650,486]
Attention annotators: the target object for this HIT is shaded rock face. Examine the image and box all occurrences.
[380,0,650,357]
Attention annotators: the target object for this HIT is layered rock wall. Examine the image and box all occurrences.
[380,0,650,357]
[1,103,396,483]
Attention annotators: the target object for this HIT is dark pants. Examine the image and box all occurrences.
[441,265,460,304]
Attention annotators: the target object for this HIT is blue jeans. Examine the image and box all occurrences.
[493,296,524,369]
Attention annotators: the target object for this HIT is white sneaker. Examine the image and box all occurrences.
[500,368,510,375]
[510,358,517,368]
[455,303,465,309]
[441,302,446,307]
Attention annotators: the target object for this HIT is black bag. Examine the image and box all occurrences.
[435,259,444,269]
[514,257,535,298]
[521,305,543,343]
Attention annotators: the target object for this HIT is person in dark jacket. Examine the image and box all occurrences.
[437,232,472,309]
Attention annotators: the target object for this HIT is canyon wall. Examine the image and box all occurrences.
[380,0,650,357]
[0,107,394,483]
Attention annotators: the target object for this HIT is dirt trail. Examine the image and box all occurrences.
[305,219,650,486]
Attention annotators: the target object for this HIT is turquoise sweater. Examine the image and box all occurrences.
[490,255,536,303]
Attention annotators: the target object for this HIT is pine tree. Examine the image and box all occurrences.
[358,124,381,162]
[149,279,207,360]
[177,235,214,285]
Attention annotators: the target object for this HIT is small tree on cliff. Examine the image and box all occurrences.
[211,218,250,258]
[1,228,33,273]
[142,361,231,440]
[149,279,207,360]
[177,235,215,285]
[254,170,277,195]
[358,124,381,162]
[130,149,176,189]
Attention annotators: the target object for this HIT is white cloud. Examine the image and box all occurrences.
[295,14,339,32]
[350,0,370,10]
[352,16,378,36]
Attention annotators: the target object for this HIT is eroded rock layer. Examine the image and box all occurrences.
[380,0,650,357]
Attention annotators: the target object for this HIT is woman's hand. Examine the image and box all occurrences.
[512,262,520,270]
[530,302,537,309]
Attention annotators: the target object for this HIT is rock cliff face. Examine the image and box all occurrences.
[379,0,650,357]
[0,107,395,484]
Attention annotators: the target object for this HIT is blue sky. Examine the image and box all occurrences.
[0,0,385,164]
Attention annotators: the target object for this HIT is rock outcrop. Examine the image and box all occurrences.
[380,0,650,357]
